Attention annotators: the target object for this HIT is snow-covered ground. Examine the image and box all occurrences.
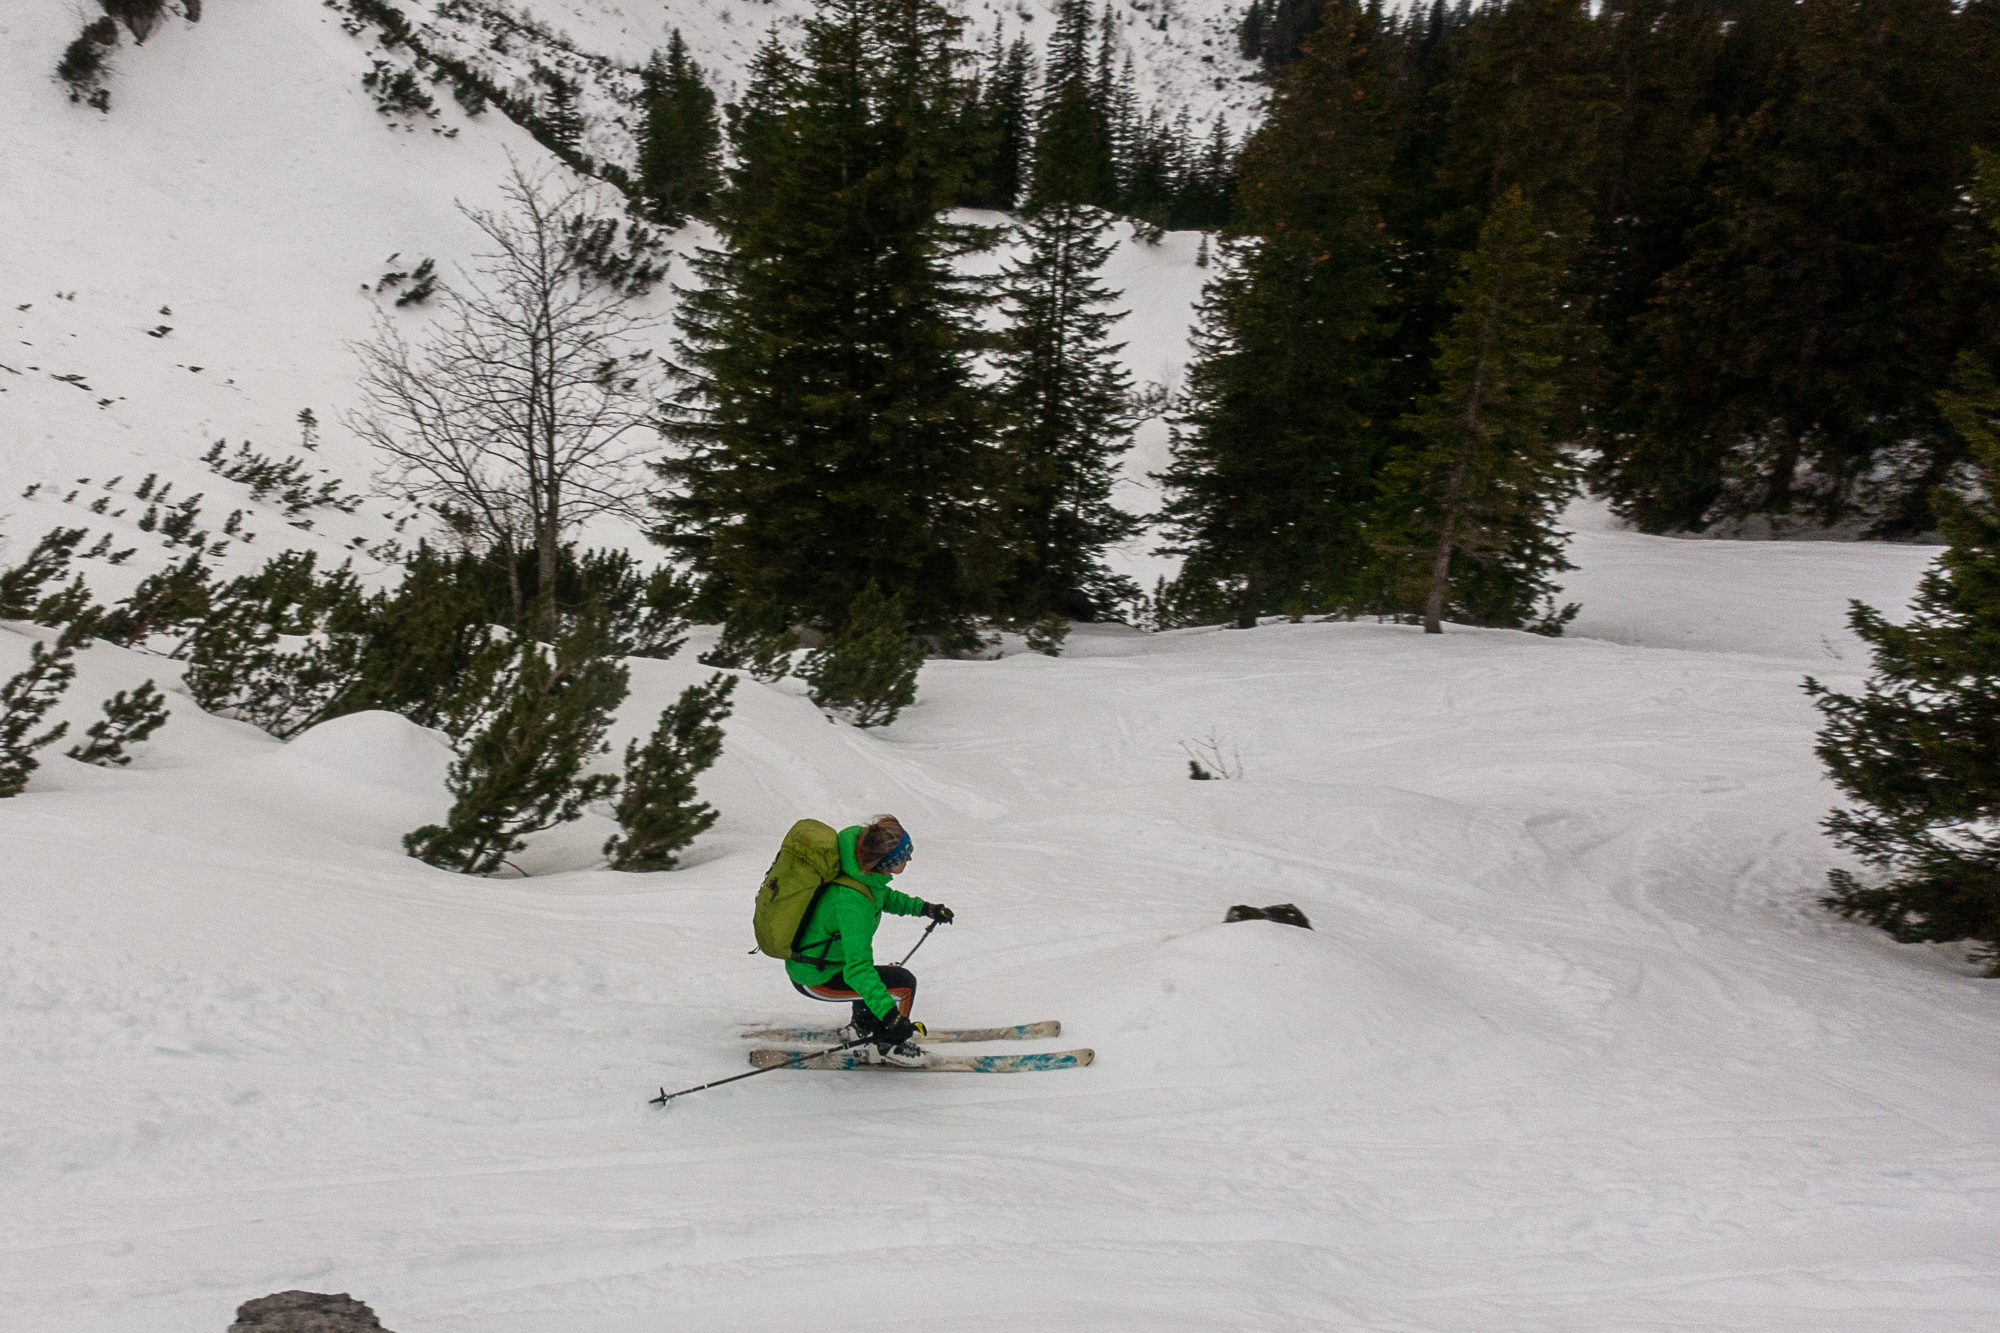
[7,528,1998,1332]
[8,5,2000,1331]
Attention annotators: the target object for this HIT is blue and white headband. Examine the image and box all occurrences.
[877,829,913,871]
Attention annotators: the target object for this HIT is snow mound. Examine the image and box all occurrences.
[279,708,453,797]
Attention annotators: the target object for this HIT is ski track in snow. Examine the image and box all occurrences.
[6,3,1999,1330]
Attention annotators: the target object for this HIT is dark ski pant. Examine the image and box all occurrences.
[794,964,917,1025]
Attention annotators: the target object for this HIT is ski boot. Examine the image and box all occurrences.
[863,1037,931,1068]
[825,1001,874,1046]
[854,1004,930,1066]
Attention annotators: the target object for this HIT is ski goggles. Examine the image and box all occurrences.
[877,830,913,872]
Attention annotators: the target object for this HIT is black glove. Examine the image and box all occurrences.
[922,901,955,925]
[854,1006,914,1043]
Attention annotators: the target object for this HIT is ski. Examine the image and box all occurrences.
[748,1047,1094,1073]
[740,1020,1061,1045]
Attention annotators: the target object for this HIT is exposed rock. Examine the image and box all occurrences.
[1223,902,1312,929]
[228,1291,393,1333]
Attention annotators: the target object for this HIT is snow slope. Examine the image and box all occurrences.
[1562,497,1939,664]
[1,0,564,591]
[6,533,1997,1332]
[8,7,1998,1330]
[2,0,1227,593]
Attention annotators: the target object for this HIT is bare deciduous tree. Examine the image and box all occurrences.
[351,163,663,638]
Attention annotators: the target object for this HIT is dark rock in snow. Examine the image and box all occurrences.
[1223,903,1312,929]
[227,1291,393,1332]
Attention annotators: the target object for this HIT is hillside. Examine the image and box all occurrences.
[6,4,2000,1332]
[2,0,1241,599]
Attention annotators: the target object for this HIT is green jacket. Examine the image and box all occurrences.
[784,825,926,1020]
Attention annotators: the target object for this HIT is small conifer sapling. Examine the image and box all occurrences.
[67,680,170,767]
[404,617,631,875]
[0,528,88,619]
[0,625,86,797]
[801,582,925,728]
[604,672,737,871]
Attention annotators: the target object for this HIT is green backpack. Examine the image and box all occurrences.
[752,819,874,962]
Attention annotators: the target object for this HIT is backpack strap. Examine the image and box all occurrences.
[787,876,876,973]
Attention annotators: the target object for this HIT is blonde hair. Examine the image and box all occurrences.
[856,814,907,870]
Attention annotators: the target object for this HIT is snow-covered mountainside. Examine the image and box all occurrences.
[7,4,1999,1331]
[2,0,1231,595]
[373,0,1264,171]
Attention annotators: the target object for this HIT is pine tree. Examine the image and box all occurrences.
[1805,375,2000,969]
[1370,0,1475,440]
[404,617,630,875]
[0,527,104,642]
[1170,114,1237,230]
[1432,0,1610,457]
[1584,0,1725,517]
[657,0,998,648]
[1107,52,1141,192]
[1093,3,1118,113]
[1257,0,1330,71]
[1967,0,2000,152]
[1380,186,1580,634]
[1803,148,2000,969]
[57,17,119,111]
[66,680,170,767]
[1120,109,1177,232]
[992,200,1138,621]
[1032,0,1117,209]
[964,29,1034,210]
[0,624,84,798]
[1436,0,1608,228]
[1156,6,1396,627]
[1630,0,1982,534]
[1240,0,1270,61]
[1937,148,2000,464]
[802,581,926,727]
[638,30,722,225]
[604,672,737,871]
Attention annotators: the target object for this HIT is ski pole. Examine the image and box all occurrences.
[897,918,939,967]
[650,1036,871,1107]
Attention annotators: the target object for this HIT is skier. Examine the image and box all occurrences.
[783,815,953,1067]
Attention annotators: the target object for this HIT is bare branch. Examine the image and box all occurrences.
[347,162,665,636]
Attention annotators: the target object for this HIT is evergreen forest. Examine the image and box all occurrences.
[644,0,2000,638]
